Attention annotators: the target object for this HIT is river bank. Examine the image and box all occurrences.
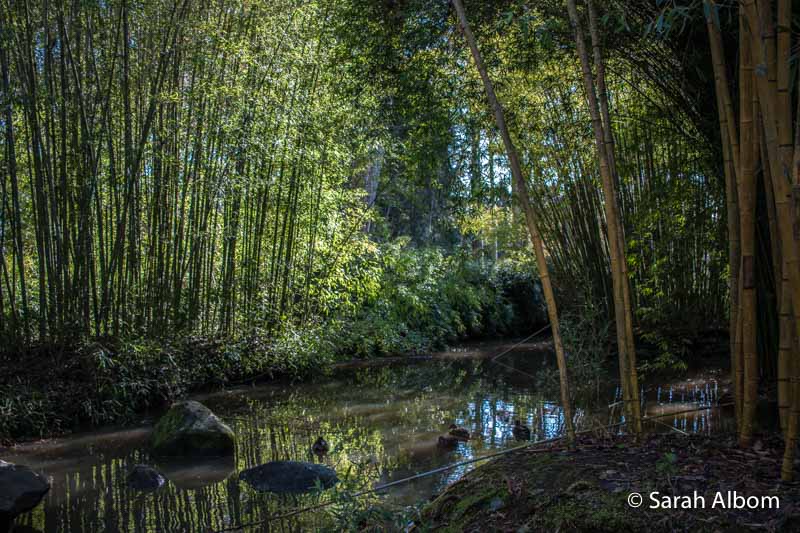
[0,334,555,445]
[417,432,800,532]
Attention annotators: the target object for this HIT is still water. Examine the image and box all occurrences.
[5,340,730,532]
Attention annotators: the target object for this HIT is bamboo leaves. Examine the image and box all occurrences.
[0,0,376,344]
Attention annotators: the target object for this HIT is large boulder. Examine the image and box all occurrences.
[0,461,50,525]
[239,461,338,494]
[150,401,235,457]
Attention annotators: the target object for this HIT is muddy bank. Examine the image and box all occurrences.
[331,338,554,370]
[419,433,800,532]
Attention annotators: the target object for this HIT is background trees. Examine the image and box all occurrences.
[0,0,748,441]
[0,0,382,343]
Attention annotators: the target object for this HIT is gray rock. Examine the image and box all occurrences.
[150,400,236,457]
[0,461,50,524]
[239,461,338,494]
[126,464,165,492]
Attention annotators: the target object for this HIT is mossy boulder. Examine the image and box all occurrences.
[150,401,235,457]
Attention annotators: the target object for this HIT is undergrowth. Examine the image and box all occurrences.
[0,246,545,442]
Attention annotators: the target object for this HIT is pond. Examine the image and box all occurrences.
[4,339,731,532]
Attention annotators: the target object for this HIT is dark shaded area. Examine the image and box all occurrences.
[420,432,800,532]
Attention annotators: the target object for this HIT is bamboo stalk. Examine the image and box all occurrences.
[567,0,641,434]
[452,0,575,444]
[737,7,758,447]
[705,3,742,422]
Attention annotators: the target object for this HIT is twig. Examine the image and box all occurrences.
[650,418,689,435]
[490,325,551,363]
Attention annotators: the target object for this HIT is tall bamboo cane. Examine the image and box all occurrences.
[452,0,575,444]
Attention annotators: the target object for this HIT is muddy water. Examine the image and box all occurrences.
[4,340,731,532]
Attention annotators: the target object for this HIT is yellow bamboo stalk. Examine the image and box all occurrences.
[738,7,758,448]
[779,0,799,482]
[587,0,642,434]
[705,0,742,422]
[743,0,800,388]
[770,0,791,149]
[741,0,800,477]
[778,272,793,436]
[742,0,799,309]
[451,0,576,444]
[706,1,741,178]
[567,0,641,434]
[735,274,745,424]
[757,110,793,442]
[760,116,789,433]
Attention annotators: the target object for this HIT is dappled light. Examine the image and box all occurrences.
[7,347,728,531]
[2,0,799,530]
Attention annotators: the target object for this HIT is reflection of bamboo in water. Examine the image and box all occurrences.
[21,394,728,533]
[213,404,731,532]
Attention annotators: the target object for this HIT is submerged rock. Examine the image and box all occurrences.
[239,461,338,494]
[151,400,236,457]
[158,456,235,490]
[126,464,165,492]
[0,461,50,525]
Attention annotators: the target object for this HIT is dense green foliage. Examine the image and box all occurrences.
[0,247,544,439]
[0,0,732,440]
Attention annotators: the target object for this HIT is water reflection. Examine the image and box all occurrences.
[641,372,731,435]
[5,344,730,532]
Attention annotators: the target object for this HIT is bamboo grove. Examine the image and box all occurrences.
[0,0,377,345]
[702,0,800,479]
[453,0,728,439]
[4,0,796,478]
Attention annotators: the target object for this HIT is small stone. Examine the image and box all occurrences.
[126,465,165,492]
[600,469,619,479]
[488,496,505,511]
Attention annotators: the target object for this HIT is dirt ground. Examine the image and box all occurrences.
[418,432,800,532]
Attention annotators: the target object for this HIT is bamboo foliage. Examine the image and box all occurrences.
[513,64,725,333]
[0,0,377,346]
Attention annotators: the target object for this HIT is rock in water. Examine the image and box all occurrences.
[150,400,236,457]
[0,461,50,525]
[239,461,338,494]
[126,465,165,491]
[157,456,235,490]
